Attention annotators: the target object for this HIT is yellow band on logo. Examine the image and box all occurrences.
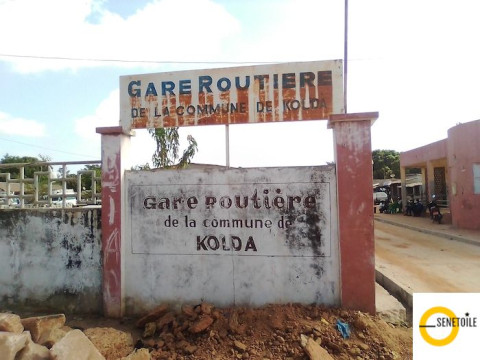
[419,306,459,346]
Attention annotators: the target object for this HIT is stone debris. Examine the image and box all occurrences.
[120,348,150,360]
[21,314,66,347]
[180,305,196,318]
[233,340,247,352]
[155,312,175,330]
[142,322,156,338]
[0,303,412,359]
[0,331,29,360]
[15,331,51,360]
[0,304,218,360]
[50,329,105,360]
[84,327,134,360]
[0,313,140,360]
[199,302,214,315]
[300,334,334,360]
[188,315,214,334]
[135,304,168,328]
[134,302,220,357]
[0,313,24,333]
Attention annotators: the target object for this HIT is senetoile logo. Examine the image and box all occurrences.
[419,306,477,346]
[413,293,480,359]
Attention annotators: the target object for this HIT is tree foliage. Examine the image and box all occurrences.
[372,150,400,179]
[149,127,198,169]
[81,164,101,191]
[0,153,50,178]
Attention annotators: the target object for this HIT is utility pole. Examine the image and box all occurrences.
[344,0,348,114]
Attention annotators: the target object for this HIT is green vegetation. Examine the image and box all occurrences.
[149,127,198,169]
[0,154,51,178]
[372,150,400,179]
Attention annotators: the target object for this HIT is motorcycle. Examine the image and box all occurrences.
[379,200,390,213]
[427,196,443,224]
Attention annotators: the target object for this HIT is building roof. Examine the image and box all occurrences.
[373,174,422,188]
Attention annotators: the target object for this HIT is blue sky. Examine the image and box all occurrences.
[1,0,480,170]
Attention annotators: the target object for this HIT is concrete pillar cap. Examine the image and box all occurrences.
[327,112,379,129]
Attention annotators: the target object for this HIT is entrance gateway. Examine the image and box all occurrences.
[96,60,378,317]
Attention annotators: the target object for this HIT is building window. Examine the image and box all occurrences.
[434,167,446,200]
[474,164,480,195]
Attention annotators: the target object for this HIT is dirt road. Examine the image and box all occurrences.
[375,221,480,294]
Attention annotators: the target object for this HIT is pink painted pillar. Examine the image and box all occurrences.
[96,126,132,317]
[328,112,378,314]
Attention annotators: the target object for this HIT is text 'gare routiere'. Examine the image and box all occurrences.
[121,61,342,128]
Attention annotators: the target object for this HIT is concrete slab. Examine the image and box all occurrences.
[375,283,406,325]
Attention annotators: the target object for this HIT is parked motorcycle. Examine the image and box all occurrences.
[427,196,443,224]
[379,200,390,213]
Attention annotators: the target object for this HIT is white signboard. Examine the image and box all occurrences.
[125,166,339,310]
[120,60,343,131]
[130,182,331,257]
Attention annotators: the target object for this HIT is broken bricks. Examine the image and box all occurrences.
[138,302,217,339]
[300,334,334,360]
[135,304,169,328]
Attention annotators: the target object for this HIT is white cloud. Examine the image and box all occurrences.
[74,89,157,166]
[228,0,344,63]
[74,89,119,141]
[0,0,241,73]
[0,112,46,137]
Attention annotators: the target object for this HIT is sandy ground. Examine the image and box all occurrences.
[375,220,480,293]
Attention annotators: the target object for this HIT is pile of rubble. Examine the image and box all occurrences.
[0,312,144,360]
[0,302,412,359]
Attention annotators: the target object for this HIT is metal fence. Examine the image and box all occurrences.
[0,160,101,209]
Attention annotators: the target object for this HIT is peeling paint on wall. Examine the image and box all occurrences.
[120,60,344,130]
[0,209,102,313]
[124,166,339,314]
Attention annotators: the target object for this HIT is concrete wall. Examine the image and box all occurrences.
[124,166,339,315]
[97,113,377,316]
[400,120,480,230]
[0,208,102,314]
[400,139,447,167]
[448,120,480,230]
[400,139,449,202]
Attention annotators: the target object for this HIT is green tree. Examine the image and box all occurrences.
[0,154,48,178]
[131,163,151,171]
[80,164,102,192]
[372,150,400,179]
[149,128,198,169]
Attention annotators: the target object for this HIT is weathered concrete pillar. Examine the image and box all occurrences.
[421,167,427,201]
[328,112,378,314]
[426,161,435,201]
[96,126,132,318]
[400,166,407,211]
